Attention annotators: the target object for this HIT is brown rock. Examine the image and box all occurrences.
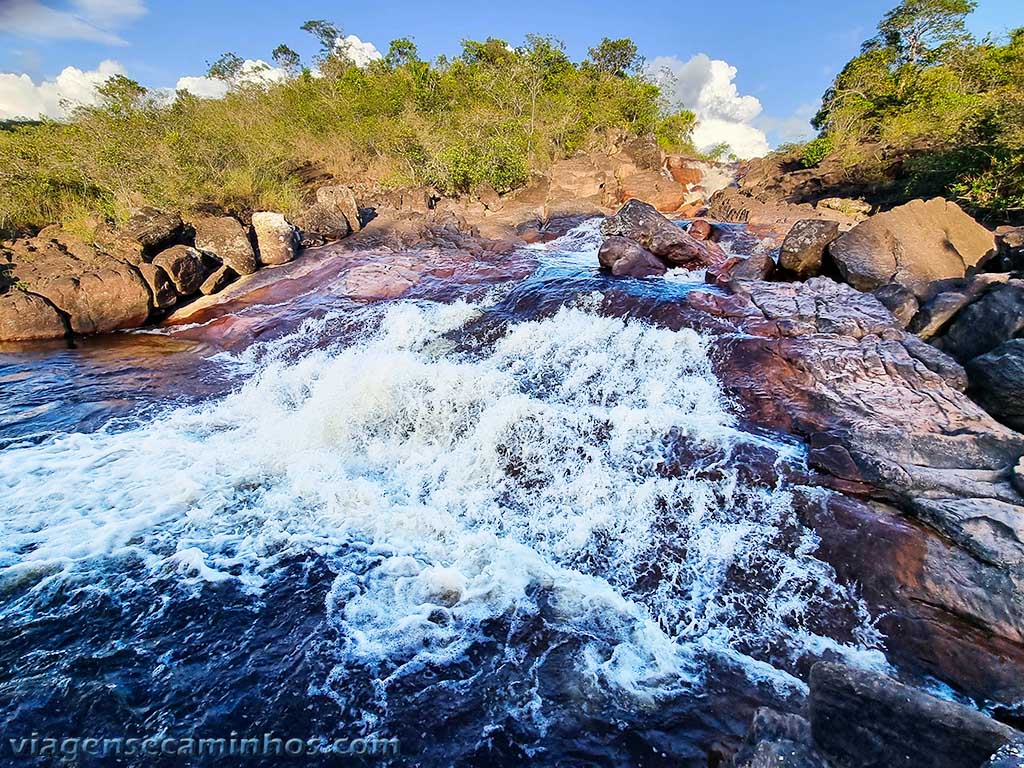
[153,245,208,296]
[688,219,713,240]
[251,212,298,266]
[0,290,68,341]
[121,207,188,255]
[137,263,178,309]
[829,198,995,297]
[601,199,725,269]
[618,170,686,212]
[597,237,667,278]
[666,155,704,186]
[193,216,257,275]
[199,264,237,295]
[779,219,840,278]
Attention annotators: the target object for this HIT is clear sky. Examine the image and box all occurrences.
[1,0,1022,155]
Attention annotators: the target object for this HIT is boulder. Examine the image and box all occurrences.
[708,253,775,285]
[199,264,237,296]
[317,185,361,233]
[966,339,1024,431]
[0,290,68,341]
[938,282,1024,362]
[597,237,666,278]
[4,232,152,335]
[688,219,713,241]
[122,207,188,255]
[733,709,830,768]
[193,216,258,275]
[251,212,299,266]
[809,662,1021,768]
[829,198,995,297]
[994,227,1024,272]
[137,263,178,309]
[601,200,725,269]
[871,284,918,328]
[779,219,840,278]
[153,245,207,296]
[618,171,686,212]
[300,185,361,239]
[547,155,619,207]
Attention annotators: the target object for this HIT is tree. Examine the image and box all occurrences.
[867,0,976,66]
[272,44,302,75]
[207,52,245,81]
[587,38,643,77]
[94,75,148,117]
[301,19,342,55]
[385,38,419,69]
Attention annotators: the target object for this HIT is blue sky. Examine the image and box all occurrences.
[1,0,1022,155]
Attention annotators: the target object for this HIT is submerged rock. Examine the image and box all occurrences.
[829,198,994,297]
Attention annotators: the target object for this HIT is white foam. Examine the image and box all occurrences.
[0,299,883,701]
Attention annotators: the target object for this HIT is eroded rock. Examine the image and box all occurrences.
[0,290,68,341]
[193,216,257,275]
[251,212,299,266]
[601,199,725,269]
[153,245,207,296]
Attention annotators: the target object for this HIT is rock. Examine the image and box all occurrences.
[985,742,1024,768]
[0,290,68,341]
[688,219,713,240]
[994,227,1024,272]
[317,184,361,233]
[122,207,188,255]
[829,198,995,297]
[618,171,686,212]
[871,284,918,328]
[152,245,208,296]
[547,155,619,207]
[779,219,840,278]
[199,264,237,296]
[733,709,830,768]
[708,187,861,230]
[193,216,258,275]
[666,155,704,186]
[601,199,725,269]
[939,282,1024,362]
[5,231,152,335]
[966,339,1024,431]
[709,253,776,285]
[817,197,872,217]
[809,662,1021,768]
[251,212,299,266]
[911,290,976,340]
[137,263,178,309]
[300,185,362,239]
[597,237,667,278]
[621,134,663,170]
[1014,458,1024,497]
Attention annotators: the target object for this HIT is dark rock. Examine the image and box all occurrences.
[829,198,995,297]
[966,339,1024,431]
[0,290,68,341]
[994,227,1024,272]
[984,742,1024,768]
[193,216,258,275]
[910,274,1011,339]
[122,207,188,255]
[597,236,667,278]
[733,709,830,768]
[779,219,840,278]
[939,282,1024,362]
[137,262,178,309]
[601,199,725,269]
[199,264,237,295]
[809,662,1021,768]
[688,218,714,240]
[152,245,208,296]
[251,212,298,266]
[871,284,918,328]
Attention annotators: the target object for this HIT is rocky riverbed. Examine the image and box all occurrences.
[2,145,1024,767]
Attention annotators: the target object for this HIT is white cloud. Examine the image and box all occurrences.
[649,53,770,159]
[0,0,146,45]
[174,59,288,99]
[0,59,124,119]
[757,103,818,146]
[335,35,383,68]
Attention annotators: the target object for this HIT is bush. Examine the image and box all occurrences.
[800,136,834,167]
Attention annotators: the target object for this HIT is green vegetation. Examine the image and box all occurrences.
[0,29,697,236]
[811,0,1024,218]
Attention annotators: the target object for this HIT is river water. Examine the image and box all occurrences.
[0,221,887,766]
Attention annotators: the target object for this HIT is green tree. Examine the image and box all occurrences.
[587,38,643,77]
[301,19,342,56]
[272,44,302,75]
[207,52,245,81]
[385,38,420,68]
[868,0,976,65]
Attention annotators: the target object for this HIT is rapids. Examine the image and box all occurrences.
[0,221,886,766]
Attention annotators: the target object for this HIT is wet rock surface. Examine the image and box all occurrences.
[601,199,725,269]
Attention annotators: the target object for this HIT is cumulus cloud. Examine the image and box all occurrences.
[648,53,770,160]
[756,104,818,146]
[335,34,384,68]
[174,60,288,99]
[0,0,146,45]
[0,59,124,119]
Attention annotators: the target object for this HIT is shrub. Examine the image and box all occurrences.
[801,136,834,167]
